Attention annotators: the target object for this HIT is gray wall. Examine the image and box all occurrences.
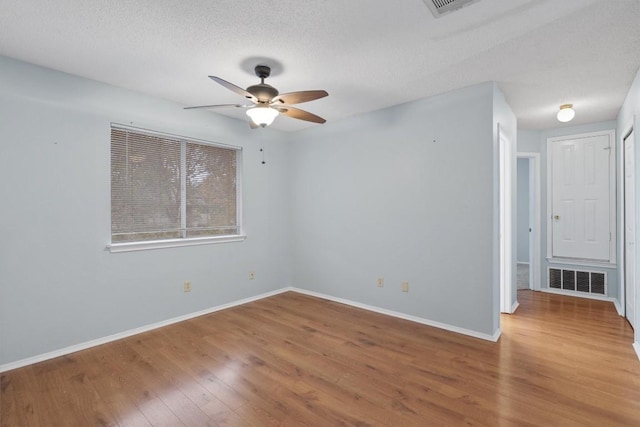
[517,130,541,153]
[540,122,618,299]
[617,65,640,346]
[517,158,530,263]
[517,121,619,299]
[0,56,516,366]
[288,82,514,337]
[0,56,292,365]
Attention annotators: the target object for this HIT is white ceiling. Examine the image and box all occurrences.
[1,0,639,132]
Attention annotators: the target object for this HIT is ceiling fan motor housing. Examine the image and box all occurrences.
[246,83,279,103]
[247,65,278,102]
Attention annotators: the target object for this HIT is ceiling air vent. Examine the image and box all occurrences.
[422,0,481,18]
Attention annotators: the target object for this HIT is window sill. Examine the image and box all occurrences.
[107,235,246,253]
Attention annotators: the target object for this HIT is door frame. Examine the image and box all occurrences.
[517,152,541,291]
[546,130,617,265]
[619,115,640,359]
[622,124,635,325]
[499,125,515,313]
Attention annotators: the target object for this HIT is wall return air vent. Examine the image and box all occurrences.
[422,0,482,18]
[548,268,606,296]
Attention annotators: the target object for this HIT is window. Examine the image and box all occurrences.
[109,125,243,251]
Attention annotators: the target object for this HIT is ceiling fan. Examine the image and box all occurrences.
[185,65,328,128]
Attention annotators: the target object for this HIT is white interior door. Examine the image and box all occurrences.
[551,134,611,261]
[625,130,635,328]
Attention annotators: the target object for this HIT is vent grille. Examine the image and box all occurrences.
[550,269,562,289]
[562,270,575,291]
[576,271,590,293]
[422,0,481,18]
[548,268,607,296]
[591,273,606,295]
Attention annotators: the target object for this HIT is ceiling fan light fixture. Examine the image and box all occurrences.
[557,104,575,123]
[246,105,279,127]
[186,65,328,128]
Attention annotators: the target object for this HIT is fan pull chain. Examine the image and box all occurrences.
[260,147,266,164]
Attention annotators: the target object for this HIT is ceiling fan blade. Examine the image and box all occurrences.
[184,103,250,110]
[275,106,326,124]
[209,76,258,102]
[271,90,328,105]
[249,121,259,129]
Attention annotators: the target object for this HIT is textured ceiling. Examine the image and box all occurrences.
[0,0,639,132]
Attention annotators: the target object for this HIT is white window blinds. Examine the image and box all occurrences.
[111,126,240,243]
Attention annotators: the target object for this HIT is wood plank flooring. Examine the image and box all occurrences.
[2,290,640,426]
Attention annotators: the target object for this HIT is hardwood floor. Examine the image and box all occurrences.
[2,290,640,426]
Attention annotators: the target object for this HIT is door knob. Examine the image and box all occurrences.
[554,215,560,220]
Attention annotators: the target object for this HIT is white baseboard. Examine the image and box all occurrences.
[614,299,624,316]
[540,288,616,303]
[633,342,640,361]
[1,286,505,373]
[289,288,501,342]
[0,288,291,373]
[511,301,520,313]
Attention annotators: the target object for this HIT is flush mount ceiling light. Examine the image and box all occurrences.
[246,104,279,128]
[557,104,575,123]
[184,65,328,129]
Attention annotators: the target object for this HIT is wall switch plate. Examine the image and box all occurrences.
[377,277,384,287]
[184,281,191,292]
[402,281,409,292]
[249,271,255,280]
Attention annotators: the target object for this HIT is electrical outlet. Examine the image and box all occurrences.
[377,277,384,287]
[184,281,191,292]
[249,271,255,280]
[402,281,409,292]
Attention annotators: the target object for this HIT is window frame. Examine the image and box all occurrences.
[107,124,245,253]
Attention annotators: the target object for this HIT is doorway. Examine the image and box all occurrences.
[517,153,541,293]
[517,158,531,289]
